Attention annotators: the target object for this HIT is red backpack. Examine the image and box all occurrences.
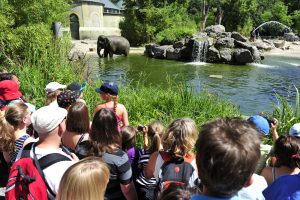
[5,143,71,200]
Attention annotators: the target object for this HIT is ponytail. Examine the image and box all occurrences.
[147,120,165,154]
[108,94,118,114]
[0,113,15,152]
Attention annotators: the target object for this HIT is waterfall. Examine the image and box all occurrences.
[191,40,209,62]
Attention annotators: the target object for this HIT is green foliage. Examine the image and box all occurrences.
[292,10,300,34]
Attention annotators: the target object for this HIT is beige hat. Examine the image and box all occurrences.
[45,82,66,93]
[31,106,67,135]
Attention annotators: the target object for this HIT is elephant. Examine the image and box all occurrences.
[97,35,130,58]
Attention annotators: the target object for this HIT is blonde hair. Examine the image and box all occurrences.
[57,157,110,200]
[107,93,118,114]
[162,118,198,157]
[44,91,59,106]
[147,120,165,153]
[0,103,29,151]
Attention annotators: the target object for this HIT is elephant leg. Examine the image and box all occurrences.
[109,51,113,58]
[97,47,101,57]
[104,49,109,57]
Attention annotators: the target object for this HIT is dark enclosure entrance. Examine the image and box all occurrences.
[70,14,80,40]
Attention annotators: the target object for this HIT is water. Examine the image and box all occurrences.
[88,54,300,115]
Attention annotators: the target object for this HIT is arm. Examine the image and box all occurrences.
[122,106,129,126]
[271,118,279,143]
[120,181,138,200]
[143,126,149,149]
[145,151,158,179]
[94,104,103,117]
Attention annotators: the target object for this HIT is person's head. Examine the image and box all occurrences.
[57,90,81,109]
[247,115,270,136]
[289,123,300,137]
[89,108,120,154]
[66,102,90,134]
[162,118,198,157]
[95,82,119,112]
[159,183,199,200]
[45,82,66,106]
[121,126,137,151]
[0,73,20,85]
[274,135,300,169]
[57,156,110,200]
[0,103,30,152]
[196,117,261,197]
[147,120,165,153]
[0,80,22,101]
[31,105,67,139]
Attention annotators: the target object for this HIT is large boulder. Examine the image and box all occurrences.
[234,40,261,62]
[233,49,253,64]
[207,47,220,63]
[205,25,226,34]
[215,37,235,49]
[166,47,181,60]
[219,48,232,63]
[273,40,285,48]
[284,32,299,42]
[173,41,184,49]
[231,32,248,42]
[152,45,170,58]
[252,41,274,51]
[144,43,159,57]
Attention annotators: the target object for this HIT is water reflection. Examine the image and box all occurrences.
[88,54,300,115]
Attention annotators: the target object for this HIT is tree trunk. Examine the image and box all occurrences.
[199,1,210,31]
[216,7,223,25]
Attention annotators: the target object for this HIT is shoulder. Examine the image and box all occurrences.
[103,148,129,165]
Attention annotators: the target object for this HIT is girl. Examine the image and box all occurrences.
[94,82,129,131]
[0,103,36,164]
[44,81,66,106]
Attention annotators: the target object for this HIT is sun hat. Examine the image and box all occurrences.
[31,105,67,135]
[247,115,270,135]
[289,123,300,137]
[0,80,22,101]
[57,90,81,109]
[95,82,118,95]
[67,82,86,92]
[45,82,67,93]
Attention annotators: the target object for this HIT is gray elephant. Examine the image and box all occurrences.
[97,35,130,58]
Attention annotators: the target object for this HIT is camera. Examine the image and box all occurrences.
[263,116,275,128]
[137,124,144,132]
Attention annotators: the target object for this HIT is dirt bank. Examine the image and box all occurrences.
[262,41,300,58]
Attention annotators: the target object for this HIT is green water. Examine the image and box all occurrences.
[89,54,300,115]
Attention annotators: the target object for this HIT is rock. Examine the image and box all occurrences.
[209,75,223,79]
[205,25,226,34]
[231,32,248,42]
[233,49,253,64]
[144,43,159,57]
[215,37,235,49]
[206,37,214,47]
[234,40,260,62]
[293,41,300,45]
[284,32,299,42]
[166,47,181,60]
[173,41,184,49]
[252,41,274,51]
[219,48,232,63]
[207,32,217,38]
[218,32,232,38]
[207,47,220,63]
[273,40,285,48]
[152,45,170,59]
[68,49,86,61]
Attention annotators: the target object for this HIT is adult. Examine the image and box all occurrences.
[261,135,300,185]
[57,157,110,200]
[0,103,36,164]
[0,73,20,85]
[29,105,78,199]
[94,82,129,131]
[289,123,300,137]
[192,117,261,200]
[0,80,23,111]
[45,82,66,106]
[57,90,81,109]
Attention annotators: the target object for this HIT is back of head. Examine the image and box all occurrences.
[66,102,90,134]
[57,156,110,200]
[289,123,300,137]
[196,117,261,197]
[90,108,120,154]
[0,73,14,82]
[274,135,300,169]
[162,118,198,156]
[147,120,165,153]
[247,115,270,136]
[159,183,198,200]
[57,90,81,109]
[0,80,22,101]
[121,126,137,151]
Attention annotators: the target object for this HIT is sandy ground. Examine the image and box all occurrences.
[262,41,300,58]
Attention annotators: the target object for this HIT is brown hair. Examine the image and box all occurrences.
[121,126,137,151]
[147,120,164,153]
[274,135,300,169]
[44,91,58,106]
[196,117,261,197]
[57,156,110,200]
[89,108,121,155]
[0,103,29,151]
[162,118,198,157]
[66,102,90,134]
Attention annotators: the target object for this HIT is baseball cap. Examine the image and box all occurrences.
[57,90,81,109]
[45,82,67,93]
[67,82,86,92]
[31,105,67,135]
[95,82,118,95]
[289,123,300,137]
[247,115,270,135]
[0,80,22,101]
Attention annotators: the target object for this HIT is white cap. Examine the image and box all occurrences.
[289,123,300,137]
[31,106,67,135]
[45,82,66,93]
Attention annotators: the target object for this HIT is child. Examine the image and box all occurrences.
[94,82,129,132]
[192,117,261,199]
[121,126,142,181]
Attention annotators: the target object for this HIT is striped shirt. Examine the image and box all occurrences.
[135,149,157,187]
[103,148,132,200]
[9,134,30,163]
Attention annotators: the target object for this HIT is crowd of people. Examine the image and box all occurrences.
[0,72,300,200]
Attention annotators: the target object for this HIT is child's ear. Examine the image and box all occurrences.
[244,175,255,188]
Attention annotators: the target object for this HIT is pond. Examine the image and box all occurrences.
[88,54,300,115]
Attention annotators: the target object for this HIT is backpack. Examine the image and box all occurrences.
[5,143,71,200]
[157,151,199,191]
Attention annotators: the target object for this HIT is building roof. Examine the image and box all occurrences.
[115,0,124,10]
[79,0,121,10]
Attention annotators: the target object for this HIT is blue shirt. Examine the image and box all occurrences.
[191,194,240,200]
[263,173,300,200]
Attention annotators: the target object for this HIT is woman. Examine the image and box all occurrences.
[44,81,66,106]
[57,156,110,200]
[0,103,36,164]
[85,108,137,200]
[62,102,90,153]
[94,82,129,131]
[261,135,300,185]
